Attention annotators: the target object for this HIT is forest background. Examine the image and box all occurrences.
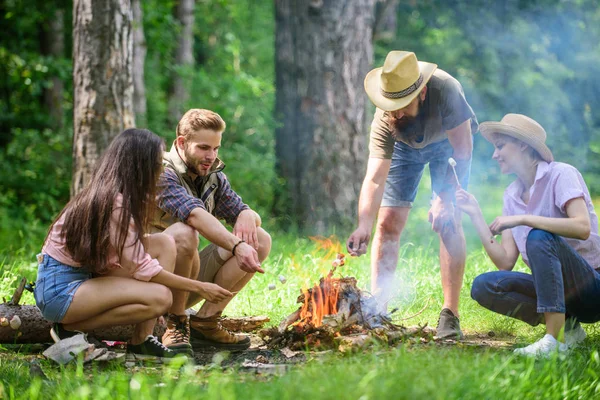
[1,0,599,258]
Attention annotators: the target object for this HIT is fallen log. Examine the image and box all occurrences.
[0,304,269,343]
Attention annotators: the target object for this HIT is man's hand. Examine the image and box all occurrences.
[489,215,524,236]
[233,209,259,250]
[455,188,481,218]
[347,226,371,256]
[234,241,265,274]
[428,196,456,235]
[194,281,233,303]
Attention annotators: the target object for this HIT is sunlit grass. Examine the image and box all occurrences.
[2,181,600,398]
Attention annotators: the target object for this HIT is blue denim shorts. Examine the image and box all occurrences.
[382,139,470,207]
[34,254,92,322]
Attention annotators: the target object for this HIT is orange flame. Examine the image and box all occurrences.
[298,253,345,327]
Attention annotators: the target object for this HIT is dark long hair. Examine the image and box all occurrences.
[48,129,164,274]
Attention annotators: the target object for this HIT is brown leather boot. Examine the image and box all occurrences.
[161,314,193,355]
[189,312,251,350]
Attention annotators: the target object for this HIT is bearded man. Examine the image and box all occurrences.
[152,109,271,353]
[347,51,478,339]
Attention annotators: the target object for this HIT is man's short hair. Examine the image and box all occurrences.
[176,109,226,139]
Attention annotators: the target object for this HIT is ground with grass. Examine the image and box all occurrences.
[2,181,600,399]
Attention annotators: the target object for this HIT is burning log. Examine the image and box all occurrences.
[262,253,411,351]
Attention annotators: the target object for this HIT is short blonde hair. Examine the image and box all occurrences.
[176,109,226,139]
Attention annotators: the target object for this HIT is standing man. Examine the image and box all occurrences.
[347,51,478,339]
[153,109,271,351]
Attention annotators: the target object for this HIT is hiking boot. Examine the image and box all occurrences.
[162,314,193,356]
[127,335,178,361]
[189,312,251,350]
[565,321,587,348]
[514,334,569,358]
[435,308,464,340]
[50,323,83,343]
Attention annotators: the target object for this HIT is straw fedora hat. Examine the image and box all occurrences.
[364,51,437,112]
[480,113,554,162]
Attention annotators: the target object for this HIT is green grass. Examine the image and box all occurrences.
[2,180,600,398]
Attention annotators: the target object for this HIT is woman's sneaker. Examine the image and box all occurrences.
[514,334,569,358]
[565,322,587,348]
[127,335,178,361]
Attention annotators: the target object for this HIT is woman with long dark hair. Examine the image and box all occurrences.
[35,129,232,360]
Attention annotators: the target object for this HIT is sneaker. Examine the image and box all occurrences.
[514,334,569,358]
[435,308,464,340]
[50,323,83,343]
[565,322,586,348]
[189,312,251,350]
[162,314,193,356]
[127,335,177,360]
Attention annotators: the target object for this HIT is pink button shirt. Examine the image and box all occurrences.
[503,161,600,268]
[42,194,163,281]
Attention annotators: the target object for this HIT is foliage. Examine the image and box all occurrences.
[382,0,600,190]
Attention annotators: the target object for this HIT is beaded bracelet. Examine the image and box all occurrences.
[231,240,245,256]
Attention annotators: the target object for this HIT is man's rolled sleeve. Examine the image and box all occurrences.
[157,169,206,223]
[213,173,249,225]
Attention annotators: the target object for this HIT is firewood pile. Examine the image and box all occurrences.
[260,254,435,352]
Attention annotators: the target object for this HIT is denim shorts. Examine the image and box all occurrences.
[382,139,470,207]
[34,254,92,323]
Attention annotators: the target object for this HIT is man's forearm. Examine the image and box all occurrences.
[357,180,385,229]
[187,208,240,252]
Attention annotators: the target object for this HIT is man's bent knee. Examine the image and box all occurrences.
[257,228,272,261]
[165,222,199,255]
[376,208,410,239]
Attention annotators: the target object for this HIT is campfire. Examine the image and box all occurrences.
[261,249,431,352]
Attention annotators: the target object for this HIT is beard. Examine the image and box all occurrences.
[389,98,425,141]
[183,146,208,176]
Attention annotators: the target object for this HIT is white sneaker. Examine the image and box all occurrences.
[514,334,569,358]
[565,324,586,348]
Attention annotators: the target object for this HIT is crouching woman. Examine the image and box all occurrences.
[34,129,232,360]
[456,113,600,357]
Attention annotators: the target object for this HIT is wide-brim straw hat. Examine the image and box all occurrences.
[480,113,554,162]
[364,51,437,111]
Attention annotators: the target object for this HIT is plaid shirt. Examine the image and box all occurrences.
[157,157,249,227]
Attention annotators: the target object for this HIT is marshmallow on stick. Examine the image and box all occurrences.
[447,157,461,188]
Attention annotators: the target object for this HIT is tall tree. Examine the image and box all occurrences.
[40,8,65,129]
[167,0,195,127]
[132,0,147,127]
[275,0,376,232]
[72,0,134,196]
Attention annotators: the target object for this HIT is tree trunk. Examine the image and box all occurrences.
[131,0,147,127]
[373,0,398,41]
[167,0,195,127]
[274,0,376,232]
[71,0,135,196]
[40,8,65,130]
[0,304,268,343]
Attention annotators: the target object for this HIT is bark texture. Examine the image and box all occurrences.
[40,8,65,129]
[167,0,195,127]
[275,0,376,232]
[71,0,134,196]
[132,0,147,126]
[0,304,268,343]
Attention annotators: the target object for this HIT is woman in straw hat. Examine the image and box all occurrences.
[456,113,600,357]
[347,50,478,340]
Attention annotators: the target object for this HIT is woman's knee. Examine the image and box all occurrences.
[471,273,495,305]
[525,229,556,256]
[148,284,173,316]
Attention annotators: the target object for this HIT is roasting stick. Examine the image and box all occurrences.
[447,157,461,188]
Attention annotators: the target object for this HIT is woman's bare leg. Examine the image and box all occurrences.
[61,232,176,344]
